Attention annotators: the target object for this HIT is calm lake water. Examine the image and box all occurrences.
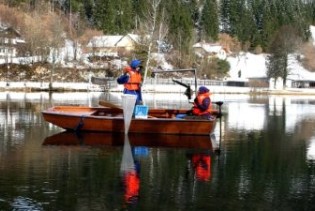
[1,91,315,211]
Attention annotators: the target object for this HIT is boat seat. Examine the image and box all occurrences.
[91,109,122,117]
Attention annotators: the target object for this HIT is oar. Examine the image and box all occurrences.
[99,100,122,110]
[121,94,137,134]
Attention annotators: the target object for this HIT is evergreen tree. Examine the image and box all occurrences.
[166,0,194,54]
[266,25,302,88]
[93,0,116,33]
[82,0,94,22]
[132,0,149,30]
[220,0,231,34]
[92,0,133,34]
[200,0,219,41]
[3,0,315,57]
[114,0,133,34]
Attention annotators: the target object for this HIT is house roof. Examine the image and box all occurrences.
[87,34,140,48]
[87,35,123,48]
[126,34,140,43]
[192,42,223,53]
[0,26,21,37]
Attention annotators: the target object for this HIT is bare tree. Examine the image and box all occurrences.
[0,4,22,28]
[46,12,66,89]
[138,0,168,85]
[67,11,87,61]
[157,8,169,52]
[22,13,49,62]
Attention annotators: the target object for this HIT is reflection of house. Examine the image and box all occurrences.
[0,25,25,59]
[227,102,266,131]
[192,42,228,60]
[86,34,139,57]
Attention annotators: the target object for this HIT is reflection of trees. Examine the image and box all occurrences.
[2,97,315,210]
[0,99,54,154]
[213,111,314,210]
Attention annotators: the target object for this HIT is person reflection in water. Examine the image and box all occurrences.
[191,154,211,181]
[123,160,140,204]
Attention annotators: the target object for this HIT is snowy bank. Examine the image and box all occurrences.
[2,81,315,95]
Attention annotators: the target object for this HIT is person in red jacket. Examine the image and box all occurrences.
[191,86,212,119]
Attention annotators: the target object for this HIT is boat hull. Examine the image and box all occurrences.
[42,106,217,135]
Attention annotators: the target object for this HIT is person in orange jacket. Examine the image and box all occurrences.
[123,159,140,204]
[124,169,140,204]
[117,59,143,105]
[191,86,212,119]
[192,154,211,181]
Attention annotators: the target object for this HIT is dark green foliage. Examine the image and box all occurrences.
[219,0,312,51]
[198,58,230,79]
[92,0,133,34]
[217,59,230,75]
[166,0,194,53]
[220,0,230,34]
[266,25,302,87]
[266,54,287,79]
[3,0,315,54]
[200,0,219,41]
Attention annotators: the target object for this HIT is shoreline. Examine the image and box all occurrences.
[1,81,315,95]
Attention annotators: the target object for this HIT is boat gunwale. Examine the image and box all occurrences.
[42,111,215,122]
[42,106,216,122]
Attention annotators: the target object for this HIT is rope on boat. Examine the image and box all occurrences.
[75,116,85,131]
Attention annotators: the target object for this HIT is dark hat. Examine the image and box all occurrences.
[198,86,209,93]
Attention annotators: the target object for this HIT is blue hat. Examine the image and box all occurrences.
[130,60,141,69]
[198,86,209,93]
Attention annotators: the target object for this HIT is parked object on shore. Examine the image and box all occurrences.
[42,105,220,135]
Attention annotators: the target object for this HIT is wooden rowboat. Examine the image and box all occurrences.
[42,105,219,135]
[43,131,214,150]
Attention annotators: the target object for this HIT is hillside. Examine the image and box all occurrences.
[1,0,315,84]
[226,25,315,83]
[1,29,315,84]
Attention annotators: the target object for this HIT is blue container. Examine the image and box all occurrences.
[176,114,186,119]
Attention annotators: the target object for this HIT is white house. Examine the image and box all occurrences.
[192,42,228,60]
[0,25,25,59]
[86,34,140,57]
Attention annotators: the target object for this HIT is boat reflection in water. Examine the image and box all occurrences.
[120,135,140,204]
[42,131,215,150]
[43,131,217,204]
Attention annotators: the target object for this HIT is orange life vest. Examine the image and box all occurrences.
[124,171,140,203]
[124,68,142,91]
[192,92,212,115]
[192,154,211,181]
